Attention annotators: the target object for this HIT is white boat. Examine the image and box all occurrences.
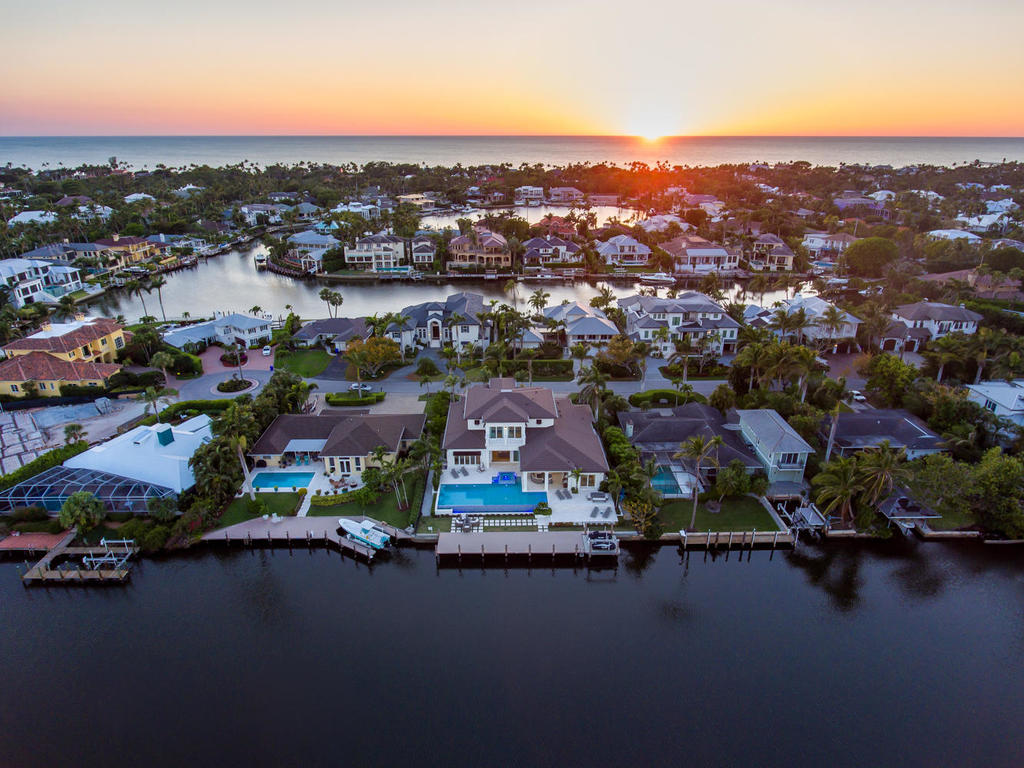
[640,272,677,285]
[338,518,391,550]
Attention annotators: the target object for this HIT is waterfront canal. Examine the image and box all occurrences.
[1,541,1021,767]
[88,243,795,323]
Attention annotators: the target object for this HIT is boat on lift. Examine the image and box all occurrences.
[338,518,391,550]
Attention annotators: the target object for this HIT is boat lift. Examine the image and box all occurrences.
[81,538,137,570]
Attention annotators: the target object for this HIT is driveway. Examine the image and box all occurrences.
[175,369,273,400]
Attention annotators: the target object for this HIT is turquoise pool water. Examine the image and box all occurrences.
[437,483,547,511]
[652,466,682,495]
[252,471,315,489]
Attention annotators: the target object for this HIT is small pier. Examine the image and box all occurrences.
[201,516,406,561]
[675,529,794,551]
[21,532,139,585]
[435,531,619,563]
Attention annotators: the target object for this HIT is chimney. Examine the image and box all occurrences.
[156,424,174,446]
[40,320,52,331]
[625,421,634,438]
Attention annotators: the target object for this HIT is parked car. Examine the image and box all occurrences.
[849,390,866,402]
[349,383,372,392]
[262,345,272,356]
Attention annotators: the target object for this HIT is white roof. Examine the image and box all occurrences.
[928,229,981,242]
[64,415,213,493]
[966,380,1024,412]
[737,409,813,454]
[8,211,56,225]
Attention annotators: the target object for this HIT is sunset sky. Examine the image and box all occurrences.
[2,0,1023,137]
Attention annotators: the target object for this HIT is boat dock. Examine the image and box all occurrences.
[435,531,619,562]
[201,515,409,561]
[20,532,139,585]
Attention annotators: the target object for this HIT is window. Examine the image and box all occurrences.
[984,399,997,412]
[10,385,18,392]
[114,336,124,349]
[81,345,90,356]
[453,452,480,465]
[779,452,801,466]
[580,474,596,487]
[101,337,108,345]
[354,457,362,470]
[508,426,522,439]
[488,426,503,439]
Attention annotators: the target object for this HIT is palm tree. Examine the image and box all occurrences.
[319,287,335,318]
[748,274,772,306]
[503,278,518,308]
[520,348,538,385]
[812,457,863,528]
[858,440,910,506]
[632,341,651,389]
[855,302,891,352]
[577,365,609,418]
[142,386,176,423]
[816,304,847,352]
[570,342,590,375]
[231,433,255,500]
[968,328,1007,384]
[733,341,771,390]
[57,294,77,319]
[667,335,694,384]
[528,288,550,316]
[250,305,263,315]
[149,275,168,321]
[64,423,86,444]
[391,313,411,362]
[149,350,175,387]
[673,434,724,531]
[923,334,965,383]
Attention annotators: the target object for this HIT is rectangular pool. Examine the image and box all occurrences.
[437,483,547,513]
[252,471,315,489]
[652,466,683,496]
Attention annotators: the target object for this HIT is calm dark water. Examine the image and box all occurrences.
[2,135,1023,170]
[1,542,1022,768]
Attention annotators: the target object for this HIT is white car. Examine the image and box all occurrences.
[349,383,372,392]
[262,345,272,356]
[849,390,867,403]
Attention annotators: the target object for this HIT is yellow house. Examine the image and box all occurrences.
[0,353,120,397]
[94,235,158,267]
[3,315,128,365]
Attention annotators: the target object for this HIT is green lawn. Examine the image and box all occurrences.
[926,506,975,531]
[218,492,303,527]
[275,349,331,377]
[659,495,780,532]
[307,473,425,529]
[415,515,452,534]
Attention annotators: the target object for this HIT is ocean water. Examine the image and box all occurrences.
[1,135,1023,170]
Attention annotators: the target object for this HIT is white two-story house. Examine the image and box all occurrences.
[387,292,490,350]
[662,235,741,273]
[889,302,982,341]
[521,236,582,268]
[596,235,651,266]
[287,230,340,273]
[618,293,740,355]
[344,234,408,273]
[0,258,83,308]
[439,378,609,507]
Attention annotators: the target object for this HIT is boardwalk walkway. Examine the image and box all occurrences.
[21,532,138,584]
[436,531,618,560]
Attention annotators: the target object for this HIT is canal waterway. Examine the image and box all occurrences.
[89,244,793,323]
[1,542,1021,767]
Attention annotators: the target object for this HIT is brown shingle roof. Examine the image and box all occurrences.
[250,415,349,455]
[0,352,120,383]
[3,318,125,355]
[519,398,608,472]
[320,414,425,457]
[462,379,558,422]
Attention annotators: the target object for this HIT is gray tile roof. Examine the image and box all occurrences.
[894,302,982,323]
[736,409,813,454]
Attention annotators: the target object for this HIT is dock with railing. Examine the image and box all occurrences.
[21,533,139,585]
[435,530,619,562]
[201,515,408,560]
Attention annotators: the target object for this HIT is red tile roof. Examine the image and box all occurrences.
[3,318,125,355]
[0,352,121,383]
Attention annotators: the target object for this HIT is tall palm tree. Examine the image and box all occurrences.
[142,386,175,423]
[503,278,518,309]
[632,341,651,389]
[570,342,590,375]
[149,350,175,387]
[812,457,863,528]
[968,328,1007,384]
[149,275,168,321]
[748,274,772,306]
[576,365,609,418]
[668,335,694,384]
[817,304,847,352]
[673,434,724,531]
[733,341,771,390]
[858,440,910,506]
[231,433,256,500]
[923,334,965,383]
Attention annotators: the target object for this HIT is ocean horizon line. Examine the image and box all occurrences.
[2,133,1024,140]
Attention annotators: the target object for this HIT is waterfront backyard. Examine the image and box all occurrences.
[657,495,783,533]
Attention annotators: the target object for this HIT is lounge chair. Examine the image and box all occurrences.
[591,506,599,518]
[460,466,469,477]
[450,468,458,479]
[602,507,612,519]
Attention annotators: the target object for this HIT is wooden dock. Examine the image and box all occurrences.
[435,531,619,561]
[21,532,139,585]
[673,529,794,550]
[202,516,402,561]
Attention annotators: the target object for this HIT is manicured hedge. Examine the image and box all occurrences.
[325,391,386,406]
[0,441,89,491]
[138,399,234,426]
[502,358,573,379]
[628,389,708,408]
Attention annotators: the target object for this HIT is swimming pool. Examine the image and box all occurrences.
[252,471,315,489]
[652,466,684,496]
[437,483,547,513]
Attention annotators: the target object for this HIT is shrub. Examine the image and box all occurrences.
[220,350,248,366]
[216,377,252,393]
[9,505,48,522]
[139,525,170,552]
[325,391,386,406]
[0,442,89,491]
[138,399,233,426]
[629,389,707,408]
